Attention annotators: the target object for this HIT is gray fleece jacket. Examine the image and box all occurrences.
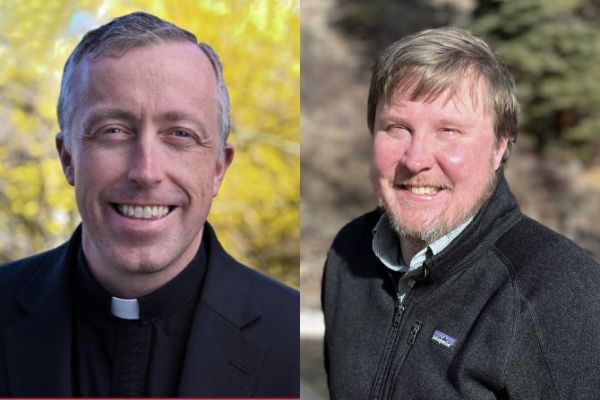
[322,172,600,399]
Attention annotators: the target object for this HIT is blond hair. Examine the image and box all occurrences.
[367,27,518,161]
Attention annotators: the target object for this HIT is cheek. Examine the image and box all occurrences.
[372,136,400,178]
[179,154,219,195]
[440,140,494,181]
[73,148,128,194]
[443,146,471,177]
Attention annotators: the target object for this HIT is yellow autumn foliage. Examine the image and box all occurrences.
[0,0,299,288]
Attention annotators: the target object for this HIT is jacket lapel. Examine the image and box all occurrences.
[3,297,72,395]
[3,237,76,396]
[178,224,266,397]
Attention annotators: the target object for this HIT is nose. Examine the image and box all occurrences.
[127,136,164,187]
[401,132,435,174]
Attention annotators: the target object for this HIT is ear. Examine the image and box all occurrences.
[56,132,75,186]
[212,143,234,197]
[493,136,510,170]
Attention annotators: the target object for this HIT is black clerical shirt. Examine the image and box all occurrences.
[73,243,207,397]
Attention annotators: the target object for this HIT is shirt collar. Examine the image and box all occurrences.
[76,241,207,324]
[137,242,207,323]
[372,213,473,273]
[111,297,140,320]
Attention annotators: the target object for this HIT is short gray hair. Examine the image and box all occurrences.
[57,12,231,145]
[367,27,518,162]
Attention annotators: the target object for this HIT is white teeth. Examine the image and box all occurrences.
[409,186,440,195]
[117,204,170,219]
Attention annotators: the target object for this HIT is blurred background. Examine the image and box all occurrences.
[0,0,299,288]
[301,0,600,398]
[3,0,600,397]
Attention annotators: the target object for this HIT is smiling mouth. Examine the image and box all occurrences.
[395,184,449,195]
[112,204,175,219]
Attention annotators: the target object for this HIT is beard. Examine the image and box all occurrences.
[380,167,498,246]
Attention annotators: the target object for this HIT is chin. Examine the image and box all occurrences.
[382,201,451,243]
[394,220,450,244]
[109,247,174,274]
[116,259,168,275]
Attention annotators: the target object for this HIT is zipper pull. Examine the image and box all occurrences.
[396,292,403,306]
[407,321,423,344]
[393,302,405,327]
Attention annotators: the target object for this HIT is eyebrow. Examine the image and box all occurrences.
[434,117,471,129]
[82,109,137,131]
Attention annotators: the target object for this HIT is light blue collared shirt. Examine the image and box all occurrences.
[372,214,473,302]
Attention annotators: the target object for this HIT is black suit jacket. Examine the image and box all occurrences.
[0,224,299,397]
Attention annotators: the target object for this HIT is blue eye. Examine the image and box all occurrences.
[104,127,123,134]
[173,129,191,137]
[89,125,131,143]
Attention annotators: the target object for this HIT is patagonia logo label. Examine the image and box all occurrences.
[431,330,456,348]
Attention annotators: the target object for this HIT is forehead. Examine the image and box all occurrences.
[382,73,491,117]
[73,42,219,128]
[82,41,215,85]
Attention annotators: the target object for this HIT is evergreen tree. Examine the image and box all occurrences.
[470,0,600,161]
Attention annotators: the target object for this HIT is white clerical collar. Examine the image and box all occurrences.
[111,297,140,320]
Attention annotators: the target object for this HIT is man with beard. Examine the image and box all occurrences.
[322,27,600,399]
[0,12,298,397]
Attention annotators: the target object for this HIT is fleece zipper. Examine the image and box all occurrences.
[368,290,406,400]
[368,269,424,400]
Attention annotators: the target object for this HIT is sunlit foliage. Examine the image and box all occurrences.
[0,0,299,288]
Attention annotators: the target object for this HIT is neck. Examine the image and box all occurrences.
[400,237,427,265]
[90,269,176,299]
[81,231,200,299]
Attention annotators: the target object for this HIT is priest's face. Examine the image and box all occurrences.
[57,42,233,294]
